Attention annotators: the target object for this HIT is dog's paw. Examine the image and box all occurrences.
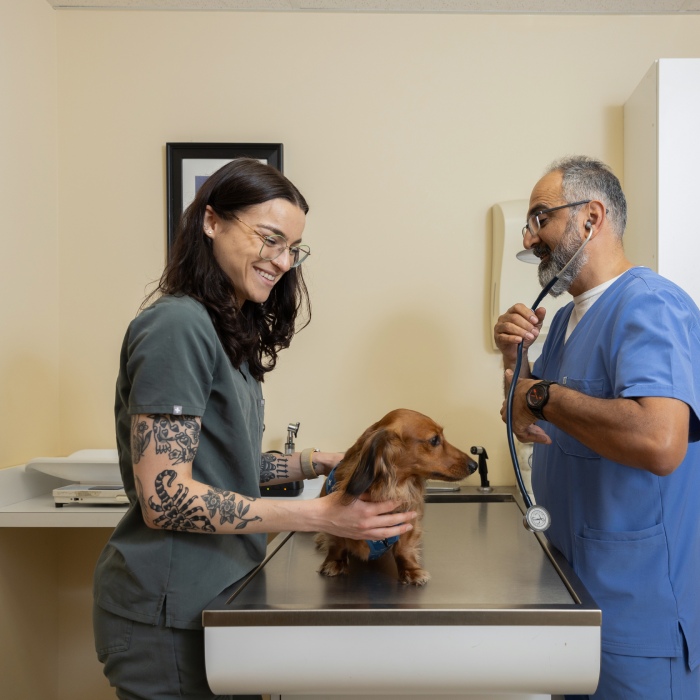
[400,568,431,586]
[318,559,350,577]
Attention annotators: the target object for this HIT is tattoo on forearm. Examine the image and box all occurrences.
[146,470,262,532]
[260,453,290,483]
[148,469,216,532]
[202,489,262,529]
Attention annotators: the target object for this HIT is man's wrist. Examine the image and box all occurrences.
[526,380,558,422]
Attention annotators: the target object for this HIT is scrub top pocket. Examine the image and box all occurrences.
[554,377,606,459]
[560,376,605,397]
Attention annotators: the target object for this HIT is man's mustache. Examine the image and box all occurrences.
[533,244,551,260]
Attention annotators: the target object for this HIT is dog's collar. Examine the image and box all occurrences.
[325,466,399,560]
[365,536,399,560]
[325,465,339,493]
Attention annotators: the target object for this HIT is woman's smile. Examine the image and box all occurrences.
[205,198,306,305]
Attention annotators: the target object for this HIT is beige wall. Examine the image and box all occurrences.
[0,2,62,691]
[55,11,700,484]
[0,0,59,468]
[2,5,700,699]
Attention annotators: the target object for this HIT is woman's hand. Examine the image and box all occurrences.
[312,490,416,541]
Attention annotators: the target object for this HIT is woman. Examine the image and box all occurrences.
[93,158,415,700]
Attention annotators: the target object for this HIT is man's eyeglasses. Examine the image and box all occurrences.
[232,215,311,268]
[522,200,591,239]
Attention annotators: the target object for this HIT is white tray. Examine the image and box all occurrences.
[25,449,121,484]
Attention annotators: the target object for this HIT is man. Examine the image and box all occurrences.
[494,156,700,700]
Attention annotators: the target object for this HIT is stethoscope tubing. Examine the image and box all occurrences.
[506,279,555,509]
[506,230,593,511]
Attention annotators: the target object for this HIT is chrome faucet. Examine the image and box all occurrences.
[471,446,492,493]
[285,422,300,455]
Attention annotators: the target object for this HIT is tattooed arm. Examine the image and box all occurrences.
[130,413,416,539]
[259,451,344,484]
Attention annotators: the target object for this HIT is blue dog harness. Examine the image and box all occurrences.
[325,466,399,560]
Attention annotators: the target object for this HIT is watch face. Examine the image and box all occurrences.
[529,384,547,406]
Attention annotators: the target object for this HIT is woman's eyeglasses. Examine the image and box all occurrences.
[232,215,311,268]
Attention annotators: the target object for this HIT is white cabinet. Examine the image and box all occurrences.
[624,58,700,305]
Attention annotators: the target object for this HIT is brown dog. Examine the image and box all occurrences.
[315,408,476,586]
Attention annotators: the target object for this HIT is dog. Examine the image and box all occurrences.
[315,408,476,586]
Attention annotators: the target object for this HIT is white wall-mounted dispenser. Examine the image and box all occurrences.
[490,200,570,362]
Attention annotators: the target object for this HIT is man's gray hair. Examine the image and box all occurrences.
[546,156,627,238]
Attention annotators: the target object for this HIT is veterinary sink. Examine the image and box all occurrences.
[203,486,601,697]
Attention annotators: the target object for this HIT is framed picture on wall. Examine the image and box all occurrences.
[166,142,284,253]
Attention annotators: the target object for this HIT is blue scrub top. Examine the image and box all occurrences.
[531,267,700,668]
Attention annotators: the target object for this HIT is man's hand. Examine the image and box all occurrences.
[494,304,547,371]
[500,369,553,445]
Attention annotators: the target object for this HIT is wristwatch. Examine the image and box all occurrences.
[526,380,558,421]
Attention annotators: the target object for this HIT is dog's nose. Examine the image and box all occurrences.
[467,457,478,475]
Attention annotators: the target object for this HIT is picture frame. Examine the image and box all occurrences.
[165,142,284,253]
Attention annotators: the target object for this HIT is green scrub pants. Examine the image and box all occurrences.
[94,603,262,700]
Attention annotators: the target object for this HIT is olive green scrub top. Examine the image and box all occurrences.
[94,295,267,629]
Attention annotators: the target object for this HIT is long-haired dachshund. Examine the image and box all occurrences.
[315,408,476,586]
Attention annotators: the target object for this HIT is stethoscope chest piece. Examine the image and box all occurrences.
[523,505,551,532]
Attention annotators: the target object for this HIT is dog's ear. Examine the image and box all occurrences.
[344,428,401,500]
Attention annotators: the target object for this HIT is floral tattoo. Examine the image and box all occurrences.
[201,489,262,529]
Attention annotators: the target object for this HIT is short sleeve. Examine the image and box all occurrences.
[611,281,700,439]
[124,297,217,417]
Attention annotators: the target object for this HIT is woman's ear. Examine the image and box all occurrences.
[203,205,217,239]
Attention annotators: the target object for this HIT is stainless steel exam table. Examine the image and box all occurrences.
[203,487,601,697]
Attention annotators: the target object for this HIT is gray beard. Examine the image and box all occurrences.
[537,221,588,298]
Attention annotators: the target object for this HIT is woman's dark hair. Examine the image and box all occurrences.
[151,157,311,381]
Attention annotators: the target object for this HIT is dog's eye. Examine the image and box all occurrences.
[429,435,441,447]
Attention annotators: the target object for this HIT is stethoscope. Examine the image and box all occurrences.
[506,224,593,532]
